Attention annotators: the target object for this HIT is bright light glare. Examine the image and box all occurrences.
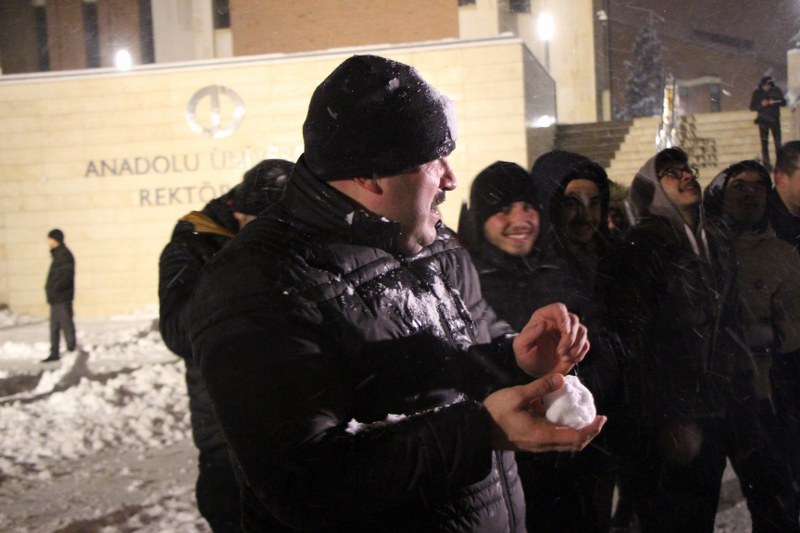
[530,115,556,128]
[114,49,133,71]
[537,12,555,42]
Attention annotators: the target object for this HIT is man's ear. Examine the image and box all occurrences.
[354,176,383,194]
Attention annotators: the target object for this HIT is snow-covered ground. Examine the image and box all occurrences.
[0,305,751,532]
[0,305,209,532]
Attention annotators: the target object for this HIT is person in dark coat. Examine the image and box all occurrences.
[458,160,543,331]
[520,151,620,533]
[704,159,800,514]
[188,54,605,532]
[43,228,76,363]
[598,147,800,532]
[749,75,786,169]
[769,140,800,253]
[158,158,293,532]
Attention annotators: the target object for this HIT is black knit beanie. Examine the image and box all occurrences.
[231,159,294,215]
[48,229,64,244]
[303,55,457,180]
[469,161,539,230]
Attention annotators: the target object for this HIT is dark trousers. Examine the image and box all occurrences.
[49,301,76,357]
[196,447,242,532]
[758,121,782,167]
[520,438,617,532]
[771,353,800,497]
[628,415,799,533]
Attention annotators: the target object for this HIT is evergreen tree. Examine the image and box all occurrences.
[621,15,666,119]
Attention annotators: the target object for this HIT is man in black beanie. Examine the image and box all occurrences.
[158,158,293,533]
[189,54,604,532]
[458,161,542,331]
[43,228,76,363]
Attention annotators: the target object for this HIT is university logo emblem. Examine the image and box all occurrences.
[185,86,245,139]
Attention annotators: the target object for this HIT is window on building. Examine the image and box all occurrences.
[509,0,531,13]
[83,1,100,68]
[213,0,230,29]
[678,86,689,114]
[34,4,49,71]
[709,84,721,112]
[459,0,477,5]
[139,0,154,64]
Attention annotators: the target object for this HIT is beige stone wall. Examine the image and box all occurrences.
[516,0,598,124]
[0,38,538,317]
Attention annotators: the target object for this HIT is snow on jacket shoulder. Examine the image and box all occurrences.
[190,159,525,532]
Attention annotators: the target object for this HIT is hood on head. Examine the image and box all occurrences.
[630,149,696,226]
[703,160,772,232]
[530,150,610,243]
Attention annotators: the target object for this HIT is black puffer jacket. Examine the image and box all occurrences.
[598,154,754,425]
[158,192,238,452]
[45,244,75,304]
[464,237,544,332]
[190,157,527,532]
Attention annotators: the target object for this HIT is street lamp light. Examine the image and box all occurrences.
[537,12,555,72]
[114,49,132,71]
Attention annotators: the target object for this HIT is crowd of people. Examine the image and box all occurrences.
[141,54,800,532]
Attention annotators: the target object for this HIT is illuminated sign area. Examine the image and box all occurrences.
[185,85,245,139]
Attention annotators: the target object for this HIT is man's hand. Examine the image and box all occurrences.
[513,303,590,376]
[484,373,606,453]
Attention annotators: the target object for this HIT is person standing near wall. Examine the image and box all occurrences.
[750,75,786,170]
[158,158,293,532]
[42,228,76,363]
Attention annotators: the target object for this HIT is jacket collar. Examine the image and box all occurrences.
[280,156,409,254]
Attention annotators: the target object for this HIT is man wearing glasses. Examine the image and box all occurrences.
[598,147,800,532]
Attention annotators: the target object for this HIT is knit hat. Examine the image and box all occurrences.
[47,229,64,244]
[302,54,457,180]
[469,161,538,230]
[230,159,294,215]
[760,76,775,87]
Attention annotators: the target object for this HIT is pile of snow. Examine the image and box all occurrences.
[0,306,40,328]
[0,312,190,483]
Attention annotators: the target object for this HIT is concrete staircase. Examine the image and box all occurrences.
[555,120,633,169]
[558,110,792,187]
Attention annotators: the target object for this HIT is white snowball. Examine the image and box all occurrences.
[542,375,596,429]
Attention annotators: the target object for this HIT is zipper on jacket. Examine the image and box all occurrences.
[495,450,517,531]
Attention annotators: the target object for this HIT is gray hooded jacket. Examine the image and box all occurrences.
[598,154,754,423]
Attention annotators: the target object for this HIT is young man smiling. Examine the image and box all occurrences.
[189,55,604,532]
[458,161,543,331]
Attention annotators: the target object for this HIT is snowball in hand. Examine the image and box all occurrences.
[542,375,596,429]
